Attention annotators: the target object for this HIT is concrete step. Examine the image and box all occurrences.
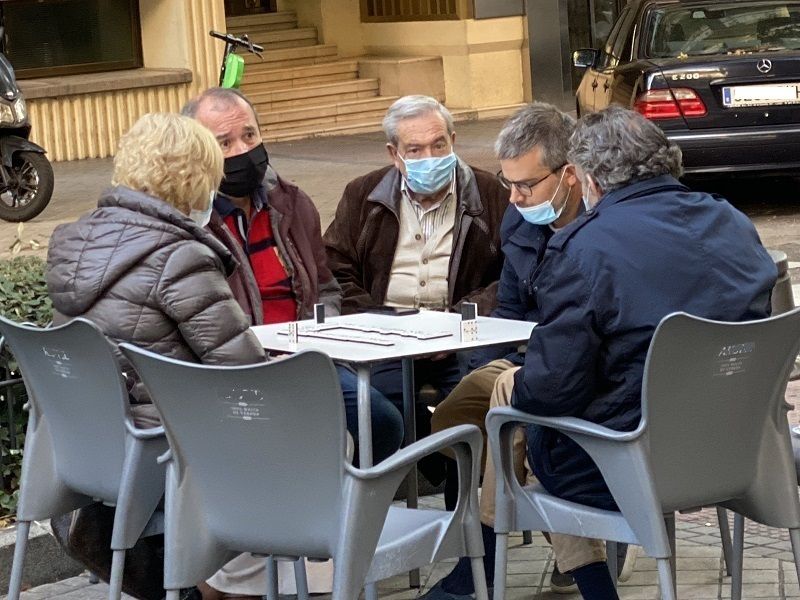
[262,96,399,131]
[263,102,528,143]
[241,44,339,69]
[241,60,358,89]
[243,78,380,110]
[226,11,297,33]
[241,44,339,68]
[264,118,385,142]
[246,27,318,49]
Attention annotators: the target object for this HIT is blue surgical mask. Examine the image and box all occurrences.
[515,169,568,226]
[400,152,457,196]
[189,191,215,228]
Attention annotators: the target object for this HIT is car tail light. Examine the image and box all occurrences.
[634,88,707,119]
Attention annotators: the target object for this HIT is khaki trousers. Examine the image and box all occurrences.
[433,361,606,573]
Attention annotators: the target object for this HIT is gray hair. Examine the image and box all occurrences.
[382,95,455,146]
[494,102,576,169]
[568,106,683,193]
[181,87,261,127]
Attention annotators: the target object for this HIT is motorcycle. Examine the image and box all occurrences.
[209,30,264,88]
[0,26,54,222]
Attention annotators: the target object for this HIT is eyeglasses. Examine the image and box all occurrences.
[496,163,567,197]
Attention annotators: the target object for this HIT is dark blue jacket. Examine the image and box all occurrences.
[513,175,777,508]
[469,205,553,370]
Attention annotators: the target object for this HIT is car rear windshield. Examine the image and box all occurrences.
[646,2,800,58]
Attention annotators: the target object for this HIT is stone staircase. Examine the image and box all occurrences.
[227,12,399,142]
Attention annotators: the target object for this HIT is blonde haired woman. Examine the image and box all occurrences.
[47,112,266,424]
[46,113,266,599]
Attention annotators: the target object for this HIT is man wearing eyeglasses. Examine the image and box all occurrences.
[425,103,626,600]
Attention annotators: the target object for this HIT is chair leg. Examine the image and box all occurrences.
[789,529,800,594]
[7,520,30,600]
[606,541,618,587]
[294,558,309,600]
[656,558,676,600]
[716,507,734,576]
[664,513,677,585]
[731,513,745,600]
[365,583,379,600]
[522,530,532,545]
[107,549,126,600]
[493,533,509,600]
[471,556,489,600]
[265,556,279,600]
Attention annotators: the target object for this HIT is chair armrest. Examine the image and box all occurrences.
[349,425,482,481]
[486,406,663,552]
[125,419,166,440]
[485,406,642,443]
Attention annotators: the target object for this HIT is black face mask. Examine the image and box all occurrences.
[219,143,269,197]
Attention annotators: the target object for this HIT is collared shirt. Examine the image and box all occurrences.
[400,170,457,243]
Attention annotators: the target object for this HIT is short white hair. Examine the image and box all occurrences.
[382,95,454,146]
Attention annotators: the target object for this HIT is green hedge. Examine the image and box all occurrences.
[0,256,52,518]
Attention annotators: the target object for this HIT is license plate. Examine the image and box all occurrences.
[722,83,800,107]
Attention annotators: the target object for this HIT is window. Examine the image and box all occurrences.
[597,6,634,70]
[645,2,800,58]
[1,0,142,79]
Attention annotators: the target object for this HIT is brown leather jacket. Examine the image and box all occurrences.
[46,186,266,402]
[323,160,509,315]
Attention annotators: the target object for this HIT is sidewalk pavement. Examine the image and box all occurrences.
[6,483,800,600]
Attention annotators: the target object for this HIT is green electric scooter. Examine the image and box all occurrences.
[210,30,264,88]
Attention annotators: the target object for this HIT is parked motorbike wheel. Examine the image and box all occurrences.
[0,151,54,222]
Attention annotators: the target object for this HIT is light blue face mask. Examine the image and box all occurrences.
[401,152,457,196]
[515,168,568,226]
[189,191,215,228]
[582,196,593,211]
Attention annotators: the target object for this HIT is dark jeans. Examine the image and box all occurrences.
[337,365,404,465]
[368,355,464,484]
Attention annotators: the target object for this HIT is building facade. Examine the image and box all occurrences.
[4,0,623,161]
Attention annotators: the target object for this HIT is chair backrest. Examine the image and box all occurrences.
[642,309,800,511]
[120,344,347,559]
[0,316,128,502]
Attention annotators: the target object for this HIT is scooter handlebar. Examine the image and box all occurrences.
[209,30,264,53]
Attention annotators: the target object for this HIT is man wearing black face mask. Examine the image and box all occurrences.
[183,87,341,325]
[183,88,405,600]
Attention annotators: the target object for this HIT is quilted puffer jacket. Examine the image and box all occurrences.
[46,186,266,403]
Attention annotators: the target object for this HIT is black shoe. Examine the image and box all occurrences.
[177,587,202,600]
[549,563,578,594]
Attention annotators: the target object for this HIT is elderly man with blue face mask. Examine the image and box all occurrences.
[324,95,509,485]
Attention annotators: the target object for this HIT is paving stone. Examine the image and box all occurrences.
[617,585,661,600]
[720,583,781,598]
[674,583,721,599]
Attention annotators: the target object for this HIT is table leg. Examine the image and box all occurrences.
[402,357,421,588]
[357,364,373,469]
[357,364,379,600]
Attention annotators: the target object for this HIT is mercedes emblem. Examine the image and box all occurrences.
[757,59,773,74]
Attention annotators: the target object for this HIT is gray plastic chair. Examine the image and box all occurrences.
[714,249,798,592]
[119,344,489,600]
[0,316,167,600]
[487,309,800,600]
